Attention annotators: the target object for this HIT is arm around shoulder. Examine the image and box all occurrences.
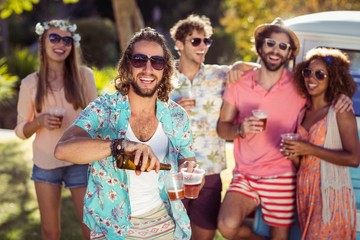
[231,61,260,71]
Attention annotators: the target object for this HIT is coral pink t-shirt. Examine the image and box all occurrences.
[223,68,305,177]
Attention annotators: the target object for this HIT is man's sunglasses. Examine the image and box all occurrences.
[188,38,213,47]
[264,38,291,51]
[128,54,166,71]
[48,33,73,47]
[302,68,328,81]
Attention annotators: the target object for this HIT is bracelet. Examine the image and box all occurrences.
[110,139,124,160]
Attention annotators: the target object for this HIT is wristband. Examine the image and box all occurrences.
[110,139,124,159]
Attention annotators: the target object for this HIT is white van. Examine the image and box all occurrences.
[286,10,360,239]
[252,11,360,240]
[285,11,360,114]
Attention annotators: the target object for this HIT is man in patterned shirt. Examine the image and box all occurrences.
[55,27,196,240]
[169,14,257,240]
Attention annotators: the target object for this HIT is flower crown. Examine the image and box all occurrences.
[35,20,81,47]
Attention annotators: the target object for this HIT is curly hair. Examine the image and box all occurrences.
[294,47,356,102]
[169,14,213,43]
[114,27,174,102]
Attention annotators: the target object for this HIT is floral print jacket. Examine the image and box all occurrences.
[74,92,194,239]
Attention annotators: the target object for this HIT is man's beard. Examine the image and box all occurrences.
[130,77,162,98]
[260,51,288,72]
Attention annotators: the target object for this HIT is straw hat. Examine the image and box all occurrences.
[254,17,300,57]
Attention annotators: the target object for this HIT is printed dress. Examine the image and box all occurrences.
[296,115,356,240]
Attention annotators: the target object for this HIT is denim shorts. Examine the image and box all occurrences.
[31,164,89,188]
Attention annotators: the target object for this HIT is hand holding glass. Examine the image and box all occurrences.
[252,109,268,131]
[281,133,299,159]
[49,107,66,127]
[179,88,196,109]
[181,168,205,199]
[281,133,299,141]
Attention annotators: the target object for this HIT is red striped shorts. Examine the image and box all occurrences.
[228,172,296,227]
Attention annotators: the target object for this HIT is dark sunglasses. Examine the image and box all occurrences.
[48,33,73,47]
[302,68,328,81]
[188,38,213,47]
[264,38,291,51]
[128,54,166,71]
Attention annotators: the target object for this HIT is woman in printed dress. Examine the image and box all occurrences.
[281,47,360,240]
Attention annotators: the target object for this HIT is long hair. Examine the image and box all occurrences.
[294,47,356,102]
[114,27,174,102]
[35,20,87,113]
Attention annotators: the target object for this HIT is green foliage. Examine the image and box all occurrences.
[0,58,18,105]
[220,0,360,62]
[0,0,39,19]
[8,16,38,47]
[76,18,119,69]
[6,47,38,83]
[0,140,37,240]
[0,0,79,19]
[0,139,83,239]
[137,0,237,64]
[207,27,237,65]
[93,66,117,96]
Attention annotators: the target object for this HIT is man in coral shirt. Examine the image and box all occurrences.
[216,18,351,240]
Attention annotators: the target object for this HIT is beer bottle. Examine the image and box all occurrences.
[116,153,171,171]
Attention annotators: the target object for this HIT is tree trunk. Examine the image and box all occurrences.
[0,18,9,57]
[111,0,144,54]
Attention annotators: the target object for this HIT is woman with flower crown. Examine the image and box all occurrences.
[281,48,359,239]
[15,19,97,239]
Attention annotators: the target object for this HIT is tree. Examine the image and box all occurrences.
[0,0,80,19]
[0,0,80,56]
[111,0,144,53]
[220,0,360,62]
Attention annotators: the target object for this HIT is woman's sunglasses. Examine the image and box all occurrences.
[128,54,166,71]
[48,33,73,47]
[264,38,291,51]
[188,38,213,47]
[302,68,328,81]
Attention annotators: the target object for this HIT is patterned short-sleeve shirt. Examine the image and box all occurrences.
[170,63,231,174]
[74,92,195,239]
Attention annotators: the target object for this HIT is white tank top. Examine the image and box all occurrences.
[126,122,169,216]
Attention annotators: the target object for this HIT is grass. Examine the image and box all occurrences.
[0,133,235,240]
[0,136,83,240]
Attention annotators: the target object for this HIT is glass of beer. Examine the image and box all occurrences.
[281,133,299,141]
[181,168,205,199]
[163,172,184,201]
[252,109,268,131]
[49,107,66,127]
[183,88,196,107]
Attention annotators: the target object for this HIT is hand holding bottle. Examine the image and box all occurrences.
[111,139,171,175]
